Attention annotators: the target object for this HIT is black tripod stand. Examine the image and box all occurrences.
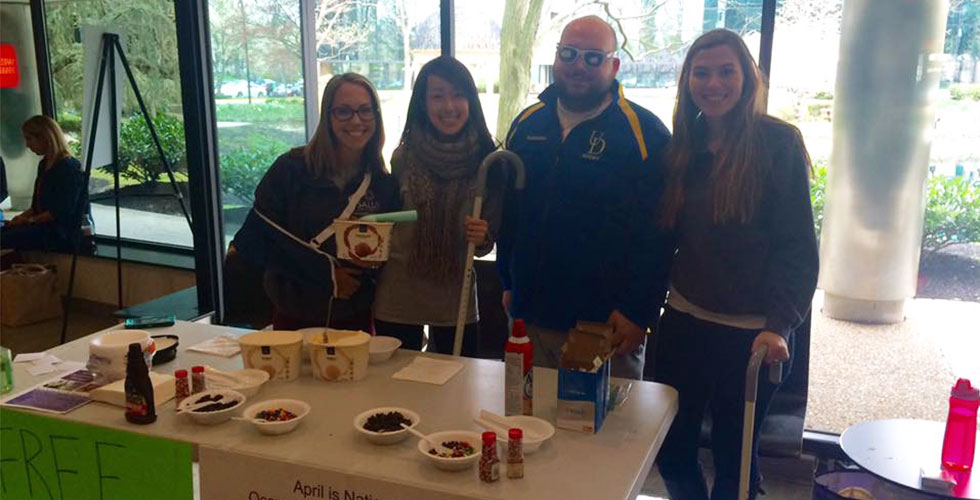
[60,33,194,343]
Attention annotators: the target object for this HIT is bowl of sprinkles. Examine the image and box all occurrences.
[353,407,421,445]
[242,399,311,435]
[416,430,482,471]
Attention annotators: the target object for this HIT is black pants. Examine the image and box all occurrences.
[653,307,789,500]
[1,223,61,251]
[374,319,480,358]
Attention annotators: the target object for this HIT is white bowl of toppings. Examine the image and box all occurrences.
[178,389,245,425]
[242,399,310,435]
[368,336,402,364]
[353,407,420,445]
[417,430,482,471]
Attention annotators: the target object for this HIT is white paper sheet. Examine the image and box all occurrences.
[186,335,241,357]
[391,356,463,385]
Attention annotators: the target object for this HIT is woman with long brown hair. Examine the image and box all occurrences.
[653,29,818,500]
[232,73,398,331]
[2,115,90,251]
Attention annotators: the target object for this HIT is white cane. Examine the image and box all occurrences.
[739,344,783,500]
[452,150,525,356]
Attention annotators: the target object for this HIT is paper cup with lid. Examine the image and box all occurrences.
[333,220,394,262]
[238,331,303,381]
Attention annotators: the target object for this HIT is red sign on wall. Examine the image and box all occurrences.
[0,44,20,88]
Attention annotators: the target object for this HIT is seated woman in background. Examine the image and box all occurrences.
[232,73,398,331]
[2,116,90,252]
[372,56,502,357]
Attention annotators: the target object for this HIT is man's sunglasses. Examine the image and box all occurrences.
[556,44,614,67]
[330,105,377,122]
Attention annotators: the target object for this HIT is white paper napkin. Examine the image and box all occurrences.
[392,356,463,385]
[186,335,241,357]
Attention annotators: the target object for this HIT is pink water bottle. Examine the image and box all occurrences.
[941,378,979,470]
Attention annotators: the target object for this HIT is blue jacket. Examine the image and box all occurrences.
[497,81,673,331]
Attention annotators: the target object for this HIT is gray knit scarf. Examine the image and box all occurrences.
[402,124,482,283]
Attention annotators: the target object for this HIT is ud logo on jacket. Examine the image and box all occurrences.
[583,130,606,160]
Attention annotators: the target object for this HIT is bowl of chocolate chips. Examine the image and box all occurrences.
[178,389,246,425]
[354,407,420,445]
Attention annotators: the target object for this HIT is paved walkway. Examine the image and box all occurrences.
[808,290,980,433]
[90,203,194,246]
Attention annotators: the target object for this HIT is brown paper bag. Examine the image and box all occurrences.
[1,264,63,326]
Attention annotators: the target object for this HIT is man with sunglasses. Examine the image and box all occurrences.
[498,16,673,380]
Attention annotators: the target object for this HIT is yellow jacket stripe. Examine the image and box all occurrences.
[506,102,547,147]
[617,86,648,162]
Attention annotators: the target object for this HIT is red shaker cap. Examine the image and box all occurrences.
[174,369,188,378]
[509,428,523,440]
[512,319,527,338]
[192,365,205,373]
[482,431,497,444]
[952,378,979,400]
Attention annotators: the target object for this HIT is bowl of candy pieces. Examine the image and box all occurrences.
[241,399,311,435]
[416,430,482,471]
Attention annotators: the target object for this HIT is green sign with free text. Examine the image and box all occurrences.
[0,409,193,500]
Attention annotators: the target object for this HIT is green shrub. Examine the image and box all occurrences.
[807,102,832,120]
[810,165,980,253]
[814,90,834,100]
[58,111,83,135]
[219,139,290,204]
[949,84,980,101]
[810,162,828,237]
[103,113,187,185]
[922,174,980,254]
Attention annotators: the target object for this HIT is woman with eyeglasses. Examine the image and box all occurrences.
[232,73,398,331]
[2,115,91,252]
[652,29,818,500]
[371,56,503,357]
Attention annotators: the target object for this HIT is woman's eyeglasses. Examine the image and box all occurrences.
[330,105,377,122]
[556,44,614,68]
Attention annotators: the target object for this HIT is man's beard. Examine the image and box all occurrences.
[555,78,612,112]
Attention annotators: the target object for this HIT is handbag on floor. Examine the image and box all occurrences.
[1,263,63,326]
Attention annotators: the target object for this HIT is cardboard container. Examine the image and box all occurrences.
[333,220,394,262]
[556,322,614,433]
[239,331,303,381]
[308,329,371,382]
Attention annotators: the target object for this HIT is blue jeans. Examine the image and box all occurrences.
[653,307,790,500]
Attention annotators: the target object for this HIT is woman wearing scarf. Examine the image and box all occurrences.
[373,56,502,357]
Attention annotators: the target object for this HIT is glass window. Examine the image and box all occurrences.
[312,0,441,164]
[209,0,307,245]
[214,0,440,245]
[457,0,763,141]
[769,0,980,434]
[44,0,194,248]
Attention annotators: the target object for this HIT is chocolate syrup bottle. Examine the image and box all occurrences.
[125,342,157,424]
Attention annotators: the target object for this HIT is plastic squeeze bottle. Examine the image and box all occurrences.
[504,319,533,416]
[125,343,157,425]
[941,378,979,470]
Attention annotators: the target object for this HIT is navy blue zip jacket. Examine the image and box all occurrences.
[497,81,673,331]
[231,151,398,324]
